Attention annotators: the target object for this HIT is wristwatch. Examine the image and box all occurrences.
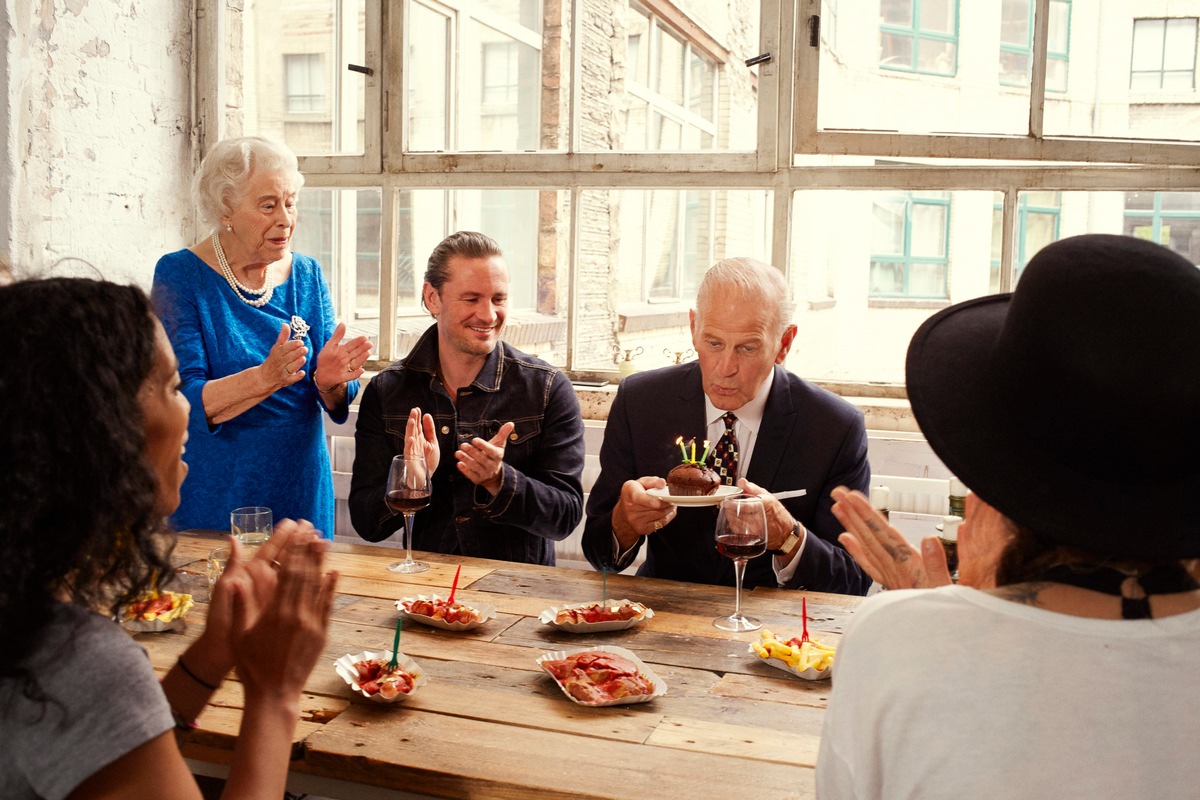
[772,520,802,556]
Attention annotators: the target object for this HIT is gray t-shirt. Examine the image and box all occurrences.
[0,603,174,799]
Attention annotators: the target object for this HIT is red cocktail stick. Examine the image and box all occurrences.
[447,564,462,604]
[801,596,810,643]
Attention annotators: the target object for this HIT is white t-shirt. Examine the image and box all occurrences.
[816,585,1200,800]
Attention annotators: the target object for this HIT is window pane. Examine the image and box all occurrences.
[909,262,946,296]
[476,0,540,29]
[294,188,381,332]
[388,189,569,362]
[1000,0,1029,47]
[872,198,906,255]
[1163,19,1197,71]
[584,2,757,152]
[911,203,948,257]
[917,39,956,74]
[462,25,541,151]
[1131,19,1164,72]
[574,188,771,371]
[828,4,1029,135]
[243,0,367,156]
[1046,1,1070,52]
[919,0,955,34]
[657,25,686,107]
[881,0,913,27]
[407,4,450,151]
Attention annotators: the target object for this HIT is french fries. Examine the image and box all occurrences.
[750,628,836,673]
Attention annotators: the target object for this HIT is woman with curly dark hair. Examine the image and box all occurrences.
[0,277,339,799]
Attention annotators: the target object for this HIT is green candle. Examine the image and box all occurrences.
[677,436,687,460]
[700,439,712,464]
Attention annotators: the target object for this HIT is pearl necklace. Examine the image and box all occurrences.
[212,232,275,308]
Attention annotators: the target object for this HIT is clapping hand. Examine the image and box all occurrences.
[261,323,309,390]
[313,322,371,394]
[831,486,953,590]
[454,421,515,496]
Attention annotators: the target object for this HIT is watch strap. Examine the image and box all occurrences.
[772,520,802,556]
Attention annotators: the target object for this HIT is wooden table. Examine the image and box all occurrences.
[145,531,864,800]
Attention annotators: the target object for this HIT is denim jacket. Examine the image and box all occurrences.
[349,324,584,565]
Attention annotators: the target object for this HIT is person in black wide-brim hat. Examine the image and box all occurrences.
[815,234,1200,800]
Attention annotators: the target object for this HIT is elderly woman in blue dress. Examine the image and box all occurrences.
[153,136,371,538]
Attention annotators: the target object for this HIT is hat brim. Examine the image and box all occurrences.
[906,295,1199,561]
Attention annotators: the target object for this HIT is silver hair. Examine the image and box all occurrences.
[695,257,794,335]
[192,136,305,232]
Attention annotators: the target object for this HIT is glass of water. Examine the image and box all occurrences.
[231,506,272,550]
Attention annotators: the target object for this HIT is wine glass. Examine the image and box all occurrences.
[713,495,768,632]
[385,452,431,574]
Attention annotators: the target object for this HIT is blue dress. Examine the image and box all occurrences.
[152,249,359,538]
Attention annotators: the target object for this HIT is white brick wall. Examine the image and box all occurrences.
[2,1,195,288]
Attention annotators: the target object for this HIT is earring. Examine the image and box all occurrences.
[225,224,232,232]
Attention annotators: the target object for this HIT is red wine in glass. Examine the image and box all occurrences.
[716,534,768,559]
[386,490,431,515]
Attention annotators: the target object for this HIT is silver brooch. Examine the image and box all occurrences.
[290,315,310,340]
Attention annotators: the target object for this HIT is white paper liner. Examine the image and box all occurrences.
[748,642,832,681]
[395,593,497,631]
[334,649,428,703]
[535,645,667,707]
[537,600,654,633]
[121,616,188,633]
[646,484,740,507]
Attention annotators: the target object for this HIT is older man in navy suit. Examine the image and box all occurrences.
[581,257,872,594]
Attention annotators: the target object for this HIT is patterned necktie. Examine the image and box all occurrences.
[710,412,740,486]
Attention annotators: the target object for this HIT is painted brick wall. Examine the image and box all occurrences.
[3,0,195,289]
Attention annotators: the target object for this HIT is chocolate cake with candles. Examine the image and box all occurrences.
[666,437,720,496]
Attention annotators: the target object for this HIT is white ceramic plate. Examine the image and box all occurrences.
[395,594,497,631]
[748,643,832,681]
[538,600,654,633]
[536,645,667,707]
[334,649,428,703]
[646,484,741,507]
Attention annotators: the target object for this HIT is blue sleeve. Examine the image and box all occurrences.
[152,253,222,436]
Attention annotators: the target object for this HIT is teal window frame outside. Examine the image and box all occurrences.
[990,192,1061,291]
[1130,18,1198,91]
[999,0,1071,92]
[879,0,959,77]
[1123,191,1200,261]
[869,192,951,299]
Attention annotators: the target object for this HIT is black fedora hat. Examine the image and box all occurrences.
[906,234,1200,561]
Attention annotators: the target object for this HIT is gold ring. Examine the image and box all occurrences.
[652,520,662,531]
[347,363,354,373]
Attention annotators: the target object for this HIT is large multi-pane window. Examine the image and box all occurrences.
[869,193,951,299]
[879,0,958,76]
[1131,18,1198,91]
[224,0,1200,387]
[1000,0,1070,91]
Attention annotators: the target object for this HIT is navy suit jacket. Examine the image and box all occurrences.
[581,363,872,595]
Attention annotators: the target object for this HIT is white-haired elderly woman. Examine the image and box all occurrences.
[152,136,371,538]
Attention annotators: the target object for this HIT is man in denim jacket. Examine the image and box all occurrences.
[349,232,584,565]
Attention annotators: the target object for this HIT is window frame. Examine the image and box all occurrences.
[878,0,960,78]
[869,192,952,300]
[1000,0,1070,92]
[202,0,1200,382]
[1130,17,1199,92]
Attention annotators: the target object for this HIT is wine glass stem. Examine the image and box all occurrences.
[403,513,415,564]
[732,557,747,618]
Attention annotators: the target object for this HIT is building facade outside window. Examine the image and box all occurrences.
[990,191,1061,292]
[284,53,327,113]
[1124,191,1200,259]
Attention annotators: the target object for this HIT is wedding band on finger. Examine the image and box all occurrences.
[346,363,354,373]
[652,519,663,532]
